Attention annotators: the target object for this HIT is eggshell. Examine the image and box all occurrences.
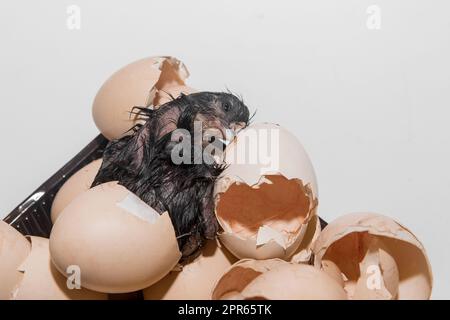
[377,245,400,297]
[290,214,321,264]
[92,56,190,140]
[239,264,347,300]
[321,259,345,287]
[143,239,237,300]
[51,158,102,223]
[351,238,399,300]
[219,291,245,300]
[12,236,107,300]
[49,182,181,293]
[108,291,143,300]
[0,221,31,299]
[313,212,433,299]
[216,123,318,194]
[212,259,287,300]
[215,179,317,260]
[154,85,196,106]
[214,123,318,260]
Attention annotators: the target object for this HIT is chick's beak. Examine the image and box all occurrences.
[216,122,246,146]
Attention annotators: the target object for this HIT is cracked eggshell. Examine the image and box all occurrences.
[313,212,433,300]
[0,221,31,299]
[154,84,196,106]
[216,123,318,195]
[349,238,400,300]
[320,259,345,287]
[51,158,102,223]
[49,181,181,293]
[212,258,288,300]
[13,236,107,300]
[143,239,237,300]
[214,123,318,260]
[92,56,192,140]
[239,264,347,300]
[290,214,322,264]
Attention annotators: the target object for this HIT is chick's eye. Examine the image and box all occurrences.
[223,103,230,112]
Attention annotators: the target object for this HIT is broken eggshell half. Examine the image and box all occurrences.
[238,263,348,300]
[214,123,318,260]
[312,212,433,300]
[212,259,347,300]
[49,181,181,293]
[92,56,196,140]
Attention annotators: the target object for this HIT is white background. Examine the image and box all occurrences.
[1,0,449,298]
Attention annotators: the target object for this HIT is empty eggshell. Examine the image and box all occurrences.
[213,259,346,300]
[239,264,348,300]
[313,212,433,300]
[49,181,181,293]
[214,123,318,260]
[51,158,102,223]
[92,56,191,140]
[0,221,31,299]
[143,239,237,300]
[13,236,107,300]
[212,258,287,300]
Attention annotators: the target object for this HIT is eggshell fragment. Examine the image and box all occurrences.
[154,85,196,106]
[49,182,181,293]
[143,239,237,300]
[212,259,287,300]
[351,237,399,300]
[13,236,107,300]
[214,123,318,260]
[290,214,322,264]
[321,259,345,287]
[92,56,191,140]
[0,221,31,299]
[240,264,348,300]
[51,158,102,223]
[377,244,400,297]
[313,212,433,299]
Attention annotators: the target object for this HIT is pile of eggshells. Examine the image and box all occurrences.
[0,56,433,300]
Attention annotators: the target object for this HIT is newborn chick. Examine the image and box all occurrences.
[92,92,250,260]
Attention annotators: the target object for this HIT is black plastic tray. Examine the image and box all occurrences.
[3,134,108,237]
